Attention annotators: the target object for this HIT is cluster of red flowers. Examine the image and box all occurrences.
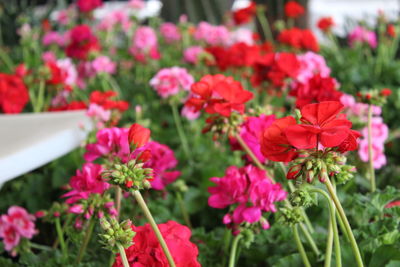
[90,91,129,112]
[0,73,29,113]
[65,25,100,60]
[184,74,253,117]
[261,101,360,162]
[317,17,335,32]
[284,1,305,18]
[46,62,68,87]
[278,28,320,52]
[251,52,300,87]
[290,74,343,108]
[233,1,257,25]
[205,42,273,71]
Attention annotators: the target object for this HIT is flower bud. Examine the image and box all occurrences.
[128,123,151,149]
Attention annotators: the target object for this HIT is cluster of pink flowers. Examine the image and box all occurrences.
[0,206,37,254]
[229,28,255,45]
[129,26,160,62]
[160,23,181,43]
[208,165,287,232]
[183,46,204,64]
[97,10,132,33]
[231,114,276,164]
[42,31,69,47]
[84,127,130,162]
[194,22,230,46]
[340,94,388,169]
[86,103,111,129]
[91,55,117,74]
[348,26,377,49]
[133,141,181,190]
[294,52,331,84]
[150,67,194,98]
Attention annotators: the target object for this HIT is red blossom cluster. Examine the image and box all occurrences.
[65,25,100,60]
[89,91,129,112]
[290,74,343,108]
[261,101,360,162]
[205,42,273,71]
[46,62,68,87]
[76,0,103,13]
[317,17,335,32]
[0,73,29,113]
[184,74,253,117]
[233,1,257,25]
[251,52,300,87]
[278,28,320,52]
[284,1,305,18]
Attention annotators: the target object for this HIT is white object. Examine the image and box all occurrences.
[0,111,92,185]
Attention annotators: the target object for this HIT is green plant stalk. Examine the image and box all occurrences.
[228,234,242,267]
[293,224,311,267]
[222,228,232,267]
[324,179,364,267]
[310,188,341,267]
[176,192,192,228]
[32,80,45,113]
[0,47,14,71]
[55,217,67,259]
[76,218,96,264]
[30,242,53,251]
[132,190,176,267]
[367,105,376,192]
[117,243,130,267]
[256,7,274,45]
[115,186,122,219]
[171,104,192,163]
[234,133,319,256]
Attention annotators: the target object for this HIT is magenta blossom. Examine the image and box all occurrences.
[42,31,68,47]
[208,165,286,230]
[0,206,37,253]
[132,141,181,190]
[160,23,181,43]
[150,67,194,98]
[183,46,204,64]
[194,22,230,46]
[84,127,130,162]
[238,114,276,164]
[348,26,377,49]
[62,163,109,204]
[92,55,117,74]
[129,26,160,61]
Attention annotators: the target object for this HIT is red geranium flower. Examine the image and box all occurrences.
[233,1,257,25]
[278,28,319,52]
[65,25,100,60]
[128,123,151,149]
[285,101,353,149]
[89,91,129,112]
[185,74,253,117]
[260,116,298,162]
[0,73,29,114]
[46,62,67,86]
[317,17,335,32]
[387,24,396,38]
[113,221,201,267]
[284,1,305,18]
[48,101,87,111]
[76,0,103,13]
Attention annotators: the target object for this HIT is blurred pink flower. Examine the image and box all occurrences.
[194,22,230,46]
[97,10,132,32]
[295,52,331,83]
[150,67,194,98]
[358,140,386,169]
[229,28,254,45]
[348,26,377,48]
[160,23,181,43]
[128,0,145,9]
[56,58,77,86]
[42,51,57,62]
[181,105,200,120]
[62,163,109,204]
[361,117,389,143]
[92,55,117,74]
[130,26,159,61]
[239,114,276,164]
[87,103,111,128]
[42,31,68,47]
[183,46,204,64]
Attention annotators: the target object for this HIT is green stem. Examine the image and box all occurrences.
[55,217,67,259]
[256,7,274,45]
[76,218,96,264]
[235,133,265,171]
[0,47,14,71]
[115,186,122,219]
[367,105,376,192]
[298,222,321,257]
[34,80,45,112]
[176,192,192,228]
[117,243,130,267]
[171,104,192,162]
[30,242,52,251]
[325,179,364,267]
[222,228,232,267]
[228,234,242,267]
[132,190,176,267]
[310,188,341,267]
[293,225,311,267]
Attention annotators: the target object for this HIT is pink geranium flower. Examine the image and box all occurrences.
[348,26,377,49]
[129,26,159,61]
[150,67,194,98]
[194,22,230,46]
[160,23,181,43]
[92,55,117,74]
[183,46,204,64]
[358,140,386,169]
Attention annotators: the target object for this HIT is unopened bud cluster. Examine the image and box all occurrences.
[290,187,316,208]
[99,217,136,252]
[356,88,391,106]
[279,207,303,225]
[103,160,153,191]
[202,112,243,138]
[287,150,356,184]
